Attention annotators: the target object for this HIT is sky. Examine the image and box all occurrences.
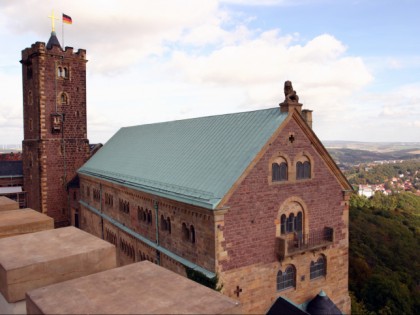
[1,0,420,146]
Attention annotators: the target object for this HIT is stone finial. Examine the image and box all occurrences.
[284,80,299,103]
[280,80,302,114]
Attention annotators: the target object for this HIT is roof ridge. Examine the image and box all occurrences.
[122,106,279,130]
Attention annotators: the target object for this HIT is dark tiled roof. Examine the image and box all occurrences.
[46,31,61,49]
[266,297,310,315]
[0,161,23,177]
[89,143,103,156]
[307,291,342,315]
[67,175,80,189]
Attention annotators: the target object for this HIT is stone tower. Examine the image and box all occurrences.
[21,30,90,227]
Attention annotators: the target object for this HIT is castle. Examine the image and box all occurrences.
[21,30,351,314]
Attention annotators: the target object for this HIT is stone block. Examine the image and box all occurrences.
[0,226,116,304]
[26,261,241,314]
[0,209,54,239]
[0,197,19,211]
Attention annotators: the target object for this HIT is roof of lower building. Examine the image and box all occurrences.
[0,161,23,177]
[266,296,310,315]
[0,187,22,194]
[78,107,288,209]
[267,291,342,315]
[306,290,342,315]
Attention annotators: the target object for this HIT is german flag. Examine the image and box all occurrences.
[62,14,72,24]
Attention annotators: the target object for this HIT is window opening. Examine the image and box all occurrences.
[277,266,296,291]
[281,214,286,234]
[61,93,68,105]
[310,256,326,279]
[287,213,295,233]
[297,158,311,180]
[190,225,196,244]
[272,161,288,181]
[281,211,303,235]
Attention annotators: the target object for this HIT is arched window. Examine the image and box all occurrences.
[147,210,152,224]
[280,163,288,180]
[280,207,304,236]
[63,67,69,78]
[182,223,189,241]
[296,161,304,179]
[57,67,63,77]
[167,217,171,234]
[296,157,311,180]
[310,256,326,279]
[280,214,286,234]
[272,160,288,182]
[272,163,280,181]
[190,225,195,244]
[60,93,68,105]
[277,265,296,291]
[287,213,294,233]
[130,245,135,260]
[295,211,303,232]
[303,161,311,178]
[161,215,167,231]
[28,91,33,106]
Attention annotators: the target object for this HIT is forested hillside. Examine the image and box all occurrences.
[349,193,420,314]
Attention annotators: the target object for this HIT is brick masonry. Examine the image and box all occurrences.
[215,115,351,314]
[21,41,90,227]
[79,174,216,272]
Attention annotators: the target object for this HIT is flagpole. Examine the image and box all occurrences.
[62,19,64,48]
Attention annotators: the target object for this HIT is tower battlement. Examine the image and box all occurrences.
[21,41,86,62]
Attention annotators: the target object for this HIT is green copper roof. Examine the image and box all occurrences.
[79,107,288,209]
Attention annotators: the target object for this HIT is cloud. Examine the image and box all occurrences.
[8,0,418,143]
[0,0,221,74]
[336,82,420,142]
[221,0,312,5]
[0,71,22,128]
[167,32,373,114]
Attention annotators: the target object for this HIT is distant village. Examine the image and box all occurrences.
[347,159,420,198]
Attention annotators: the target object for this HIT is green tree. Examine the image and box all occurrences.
[361,274,412,314]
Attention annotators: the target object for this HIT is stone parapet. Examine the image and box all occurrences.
[0,197,19,211]
[26,261,241,314]
[0,209,53,238]
[0,226,116,303]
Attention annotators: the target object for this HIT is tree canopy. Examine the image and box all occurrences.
[349,192,420,314]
